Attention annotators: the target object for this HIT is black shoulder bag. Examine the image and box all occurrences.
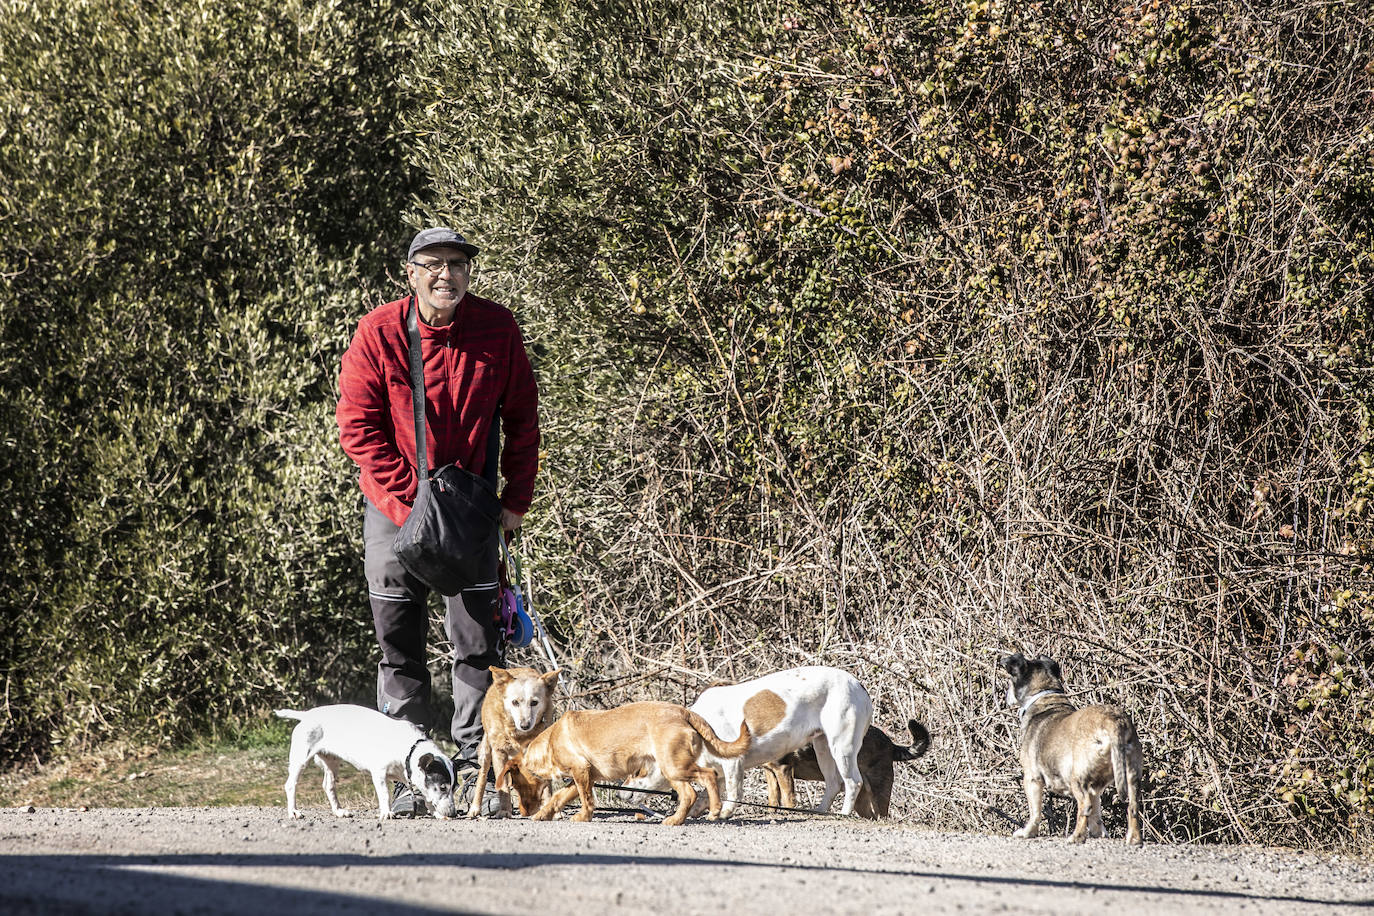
[392,298,503,595]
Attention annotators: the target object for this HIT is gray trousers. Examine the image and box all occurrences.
[363,500,500,760]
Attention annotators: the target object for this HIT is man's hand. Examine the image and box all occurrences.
[500,508,524,532]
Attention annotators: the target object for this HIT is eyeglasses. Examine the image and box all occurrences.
[410,257,473,275]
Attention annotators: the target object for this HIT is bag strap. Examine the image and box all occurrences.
[405,296,502,487]
[405,298,430,483]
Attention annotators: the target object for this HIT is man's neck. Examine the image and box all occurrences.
[418,303,457,327]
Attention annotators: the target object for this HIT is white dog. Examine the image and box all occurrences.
[275,705,457,820]
[625,666,873,818]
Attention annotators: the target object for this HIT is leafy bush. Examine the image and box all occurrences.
[0,0,420,762]
[3,0,1372,850]
[404,0,1374,846]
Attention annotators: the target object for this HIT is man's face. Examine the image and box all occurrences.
[406,244,472,322]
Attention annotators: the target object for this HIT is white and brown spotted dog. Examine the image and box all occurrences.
[624,666,873,818]
[763,718,931,818]
[1001,653,1143,845]
[466,666,560,818]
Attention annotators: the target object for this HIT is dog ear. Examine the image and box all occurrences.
[490,667,512,685]
[1000,653,1027,676]
[418,751,455,785]
[1034,655,1062,681]
[541,669,561,689]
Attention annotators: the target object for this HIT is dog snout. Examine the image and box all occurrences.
[430,793,458,819]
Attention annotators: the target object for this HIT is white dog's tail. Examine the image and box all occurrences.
[274,709,306,721]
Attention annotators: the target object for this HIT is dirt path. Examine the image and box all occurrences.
[1,806,1370,915]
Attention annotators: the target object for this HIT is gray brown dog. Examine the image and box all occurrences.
[1000,653,1143,845]
[762,720,931,818]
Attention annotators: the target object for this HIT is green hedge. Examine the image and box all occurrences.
[3,0,1372,848]
[403,0,1374,846]
[0,0,420,761]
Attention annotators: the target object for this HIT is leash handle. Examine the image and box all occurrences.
[498,535,564,676]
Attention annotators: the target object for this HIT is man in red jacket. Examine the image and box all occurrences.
[337,227,540,815]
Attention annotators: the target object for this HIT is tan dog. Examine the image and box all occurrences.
[466,666,560,818]
[1000,653,1143,845]
[762,719,931,818]
[500,701,751,826]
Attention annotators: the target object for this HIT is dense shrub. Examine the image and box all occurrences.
[405,0,1374,847]
[0,0,420,763]
[3,0,1371,849]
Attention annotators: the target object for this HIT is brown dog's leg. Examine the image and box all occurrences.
[663,781,697,827]
[534,782,581,821]
[1014,776,1045,838]
[1087,789,1105,838]
[763,764,782,807]
[1069,785,1091,843]
[854,784,877,820]
[466,736,492,819]
[697,767,724,820]
[1124,761,1143,846]
[569,769,598,822]
[764,761,797,809]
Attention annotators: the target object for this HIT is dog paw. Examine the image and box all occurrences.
[287,810,303,820]
[332,809,354,819]
[1012,827,1033,839]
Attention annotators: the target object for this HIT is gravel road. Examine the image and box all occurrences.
[2,806,1371,915]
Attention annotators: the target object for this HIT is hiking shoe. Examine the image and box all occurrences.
[390,781,427,818]
[457,767,504,817]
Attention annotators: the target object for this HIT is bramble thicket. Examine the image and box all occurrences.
[2,0,1371,847]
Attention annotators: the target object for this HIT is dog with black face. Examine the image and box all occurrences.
[1000,653,1143,845]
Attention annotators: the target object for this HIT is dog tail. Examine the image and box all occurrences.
[274,709,306,721]
[687,711,751,759]
[1110,717,1136,797]
[1115,717,1145,845]
[892,719,932,762]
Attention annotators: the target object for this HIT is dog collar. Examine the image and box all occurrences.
[404,737,427,784]
[1018,689,1065,724]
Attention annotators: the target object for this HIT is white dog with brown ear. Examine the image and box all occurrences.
[624,665,873,818]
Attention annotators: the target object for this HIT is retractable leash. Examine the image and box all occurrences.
[498,534,563,677]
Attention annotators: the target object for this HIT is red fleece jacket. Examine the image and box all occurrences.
[337,294,540,527]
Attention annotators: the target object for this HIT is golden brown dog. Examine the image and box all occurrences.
[500,701,751,826]
[762,719,931,818]
[466,666,560,818]
[1001,653,1143,845]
